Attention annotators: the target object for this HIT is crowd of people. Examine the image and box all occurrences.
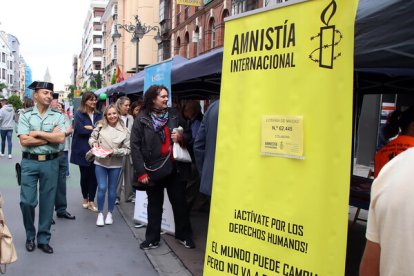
[14,81,218,255]
[12,80,414,274]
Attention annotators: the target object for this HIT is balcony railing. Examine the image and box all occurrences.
[102,60,117,73]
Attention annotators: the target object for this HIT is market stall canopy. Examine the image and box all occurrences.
[95,49,223,97]
[355,0,414,94]
[354,0,414,70]
[172,47,223,84]
[95,80,126,96]
[95,55,188,96]
[171,47,223,98]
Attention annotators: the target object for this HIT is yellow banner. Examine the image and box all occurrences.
[205,0,358,275]
[177,0,201,6]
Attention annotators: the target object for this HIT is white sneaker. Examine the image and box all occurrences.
[0,153,4,157]
[96,213,104,227]
[8,154,12,159]
[105,212,113,225]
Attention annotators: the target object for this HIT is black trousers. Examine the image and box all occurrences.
[79,164,98,202]
[145,171,193,242]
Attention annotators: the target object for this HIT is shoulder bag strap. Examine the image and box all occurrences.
[143,149,171,172]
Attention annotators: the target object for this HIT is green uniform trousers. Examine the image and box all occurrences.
[20,157,59,244]
[55,154,68,214]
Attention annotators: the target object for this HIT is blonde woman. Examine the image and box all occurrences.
[89,104,130,226]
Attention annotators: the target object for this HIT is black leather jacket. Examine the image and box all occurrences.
[130,107,191,178]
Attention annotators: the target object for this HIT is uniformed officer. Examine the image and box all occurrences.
[18,81,66,254]
[50,98,75,221]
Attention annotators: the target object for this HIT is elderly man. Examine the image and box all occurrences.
[50,98,75,221]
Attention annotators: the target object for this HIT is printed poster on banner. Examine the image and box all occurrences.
[261,115,304,159]
[144,59,173,106]
[204,0,358,276]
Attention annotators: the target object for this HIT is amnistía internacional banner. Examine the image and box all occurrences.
[204,0,358,275]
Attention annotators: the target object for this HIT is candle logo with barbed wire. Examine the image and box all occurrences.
[309,0,343,69]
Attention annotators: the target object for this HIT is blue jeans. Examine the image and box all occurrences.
[0,129,13,155]
[95,165,121,213]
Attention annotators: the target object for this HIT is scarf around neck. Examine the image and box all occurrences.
[150,109,169,142]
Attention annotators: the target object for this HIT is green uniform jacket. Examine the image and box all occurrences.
[17,106,65,154]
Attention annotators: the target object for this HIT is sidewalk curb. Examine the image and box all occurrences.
[116,200,192,276]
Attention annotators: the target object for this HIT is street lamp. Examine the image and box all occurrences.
[112,15,162,73]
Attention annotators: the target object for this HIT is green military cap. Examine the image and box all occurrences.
[28,81,54,91]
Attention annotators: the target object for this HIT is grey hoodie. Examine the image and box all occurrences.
[0,104,15,130]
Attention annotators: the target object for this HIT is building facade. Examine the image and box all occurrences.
[57,85,71,101]
[101,0,160,87]
[81,0,108,87]
[71,55,78,87]
[96,0,281,88]
[19,61,26,99]
[162,0,264,60]
[101,0,118,86]
[6,34,21,93]
[0,31,14,98]
[75,53,84,89]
